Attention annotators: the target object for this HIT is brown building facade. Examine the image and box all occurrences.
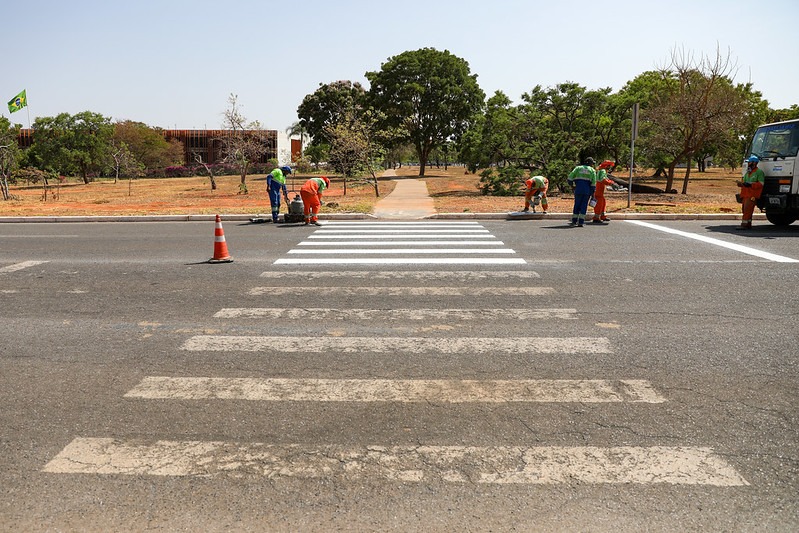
[16,128,279,166]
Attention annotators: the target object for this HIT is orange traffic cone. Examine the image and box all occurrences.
[208,214,233,263]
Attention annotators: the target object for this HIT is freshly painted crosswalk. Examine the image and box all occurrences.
[260,270,540,280]
[125,377,666,403]
[43,438,748,486]
[274,221,526,265]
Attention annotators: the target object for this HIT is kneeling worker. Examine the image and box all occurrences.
[300,176,330,226]
[523,175,549,213]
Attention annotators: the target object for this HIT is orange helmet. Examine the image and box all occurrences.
[598,160,615,170]
[322,176,330,187]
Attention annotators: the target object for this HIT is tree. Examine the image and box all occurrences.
[28,111,114,184]
[297,81,367,147]
[324,109,388,197]
[107,140,142,184]
[0,117,21,201]
[113,120,183,173]
[644,47,749,193]
[220,94,269,192]
[366,48,485,176]
[303,143,329,170]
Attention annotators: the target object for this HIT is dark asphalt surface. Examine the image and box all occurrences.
[1,219,797,531]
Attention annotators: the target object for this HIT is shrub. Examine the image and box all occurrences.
[478,166,524,196]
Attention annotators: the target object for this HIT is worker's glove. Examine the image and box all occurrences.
[743,182,752,187]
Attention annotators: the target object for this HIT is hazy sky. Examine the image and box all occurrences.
[2,0,795,131]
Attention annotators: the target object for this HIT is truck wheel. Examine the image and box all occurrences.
[765,212,797,226]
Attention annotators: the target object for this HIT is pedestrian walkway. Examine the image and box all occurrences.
[373,169,437,219]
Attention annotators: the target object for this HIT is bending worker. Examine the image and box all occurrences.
[736,155,764,230]
[523,175,549,213]
[266,165,292,223]
[592,160,615,224]
[567,157,597,227]
[300,175,330,226]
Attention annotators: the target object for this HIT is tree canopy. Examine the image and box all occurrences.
[28,111,114,184]
[365,48,485,176]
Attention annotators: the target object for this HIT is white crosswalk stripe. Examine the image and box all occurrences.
[260,270,540,279]
[180,335,611,354]
[44,438,748,486]
[213,308,577,320]
[125,377,666,403]
[248,286,552,296]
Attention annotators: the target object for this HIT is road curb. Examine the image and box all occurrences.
[0,213,764,223]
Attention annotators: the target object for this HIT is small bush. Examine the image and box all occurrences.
[478,166,525,196]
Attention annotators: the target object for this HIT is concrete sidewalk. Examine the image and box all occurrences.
[372,169,437,219]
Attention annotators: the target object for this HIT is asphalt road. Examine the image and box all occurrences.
[1,219,797,532]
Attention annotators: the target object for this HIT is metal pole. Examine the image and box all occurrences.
[628,103,639,209]
[628,137,634,209]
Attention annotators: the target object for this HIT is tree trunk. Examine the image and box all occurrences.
[665,163,677,193]
[681,164,692,194]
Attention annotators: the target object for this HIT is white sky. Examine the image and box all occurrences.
[2,0,796,131]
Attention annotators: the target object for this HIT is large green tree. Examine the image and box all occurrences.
[29,111,114,184]
[113,120,183,173]
[297,80,367,147]
[366,48,485,176]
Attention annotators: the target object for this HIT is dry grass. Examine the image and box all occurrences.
[409,165,741,214]
[1,166,741,216]
[1,174,396,217]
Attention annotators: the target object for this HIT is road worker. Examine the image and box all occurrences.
[522,175,549,213]
[736,155,764,230]
[266,165,292,223]
[300,175,330,226]
[592,160,615,224]
[567,157,597,227]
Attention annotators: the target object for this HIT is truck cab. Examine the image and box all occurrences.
[748,119,799,226]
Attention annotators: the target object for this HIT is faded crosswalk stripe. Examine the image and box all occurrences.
[213,308,577,320]
[125,377,665,403]
[43,438,748,486]
[180,335,611,354]
[0,260,48,273]
[248,286,552,296]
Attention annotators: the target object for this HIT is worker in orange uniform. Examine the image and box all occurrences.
[736,155,764,230]
[522,175,548,213]
[592,160,616,224]
[300,176,330,226]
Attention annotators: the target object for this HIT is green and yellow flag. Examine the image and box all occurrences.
[8,90,27,113]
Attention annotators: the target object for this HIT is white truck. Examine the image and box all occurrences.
[748,118,799,226]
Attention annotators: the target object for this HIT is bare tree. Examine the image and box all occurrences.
[192,150,217,190]
[221,94,268,193]
[648,46,747,193]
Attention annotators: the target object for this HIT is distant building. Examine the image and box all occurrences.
[16,128,289,166]
[162,129,278,165]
